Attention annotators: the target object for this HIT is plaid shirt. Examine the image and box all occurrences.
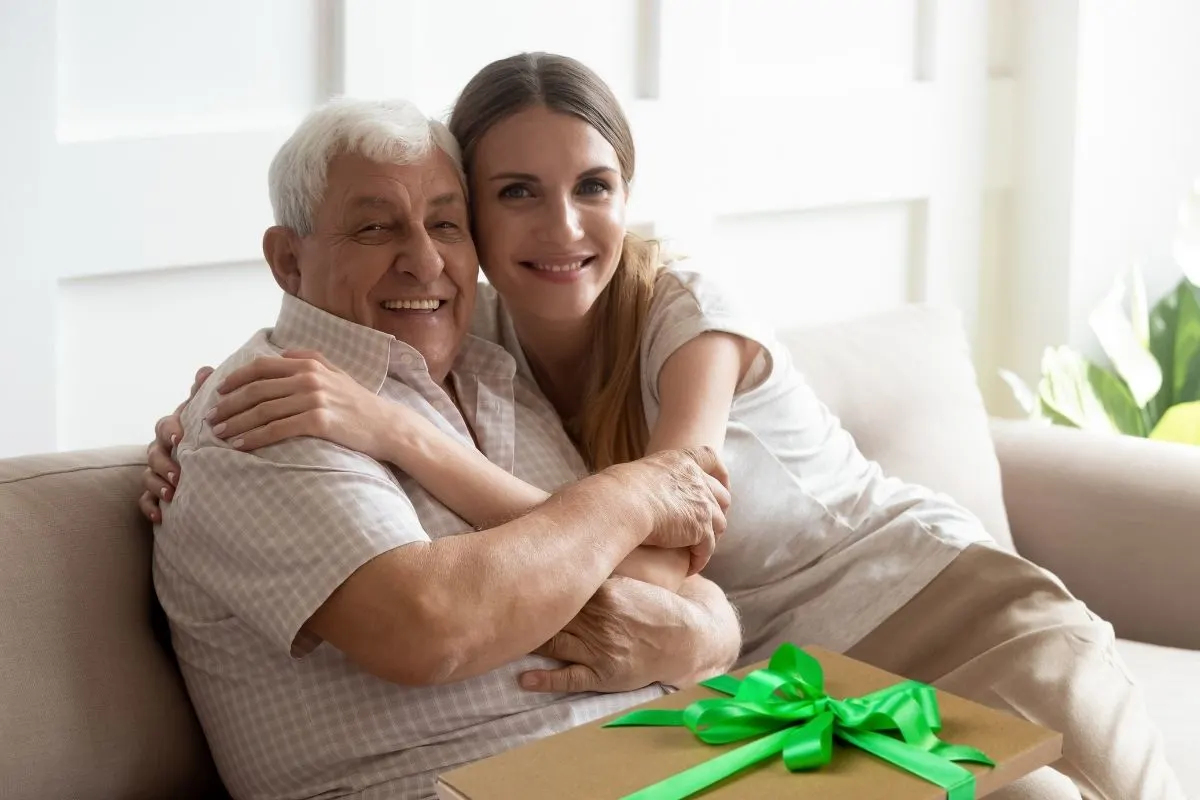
[153,293,665,800]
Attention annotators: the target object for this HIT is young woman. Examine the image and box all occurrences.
[142,53,1184,799]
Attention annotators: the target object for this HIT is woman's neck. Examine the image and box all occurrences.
[511,312,593,421]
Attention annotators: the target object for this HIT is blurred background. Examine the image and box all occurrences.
[2,0,1198,458]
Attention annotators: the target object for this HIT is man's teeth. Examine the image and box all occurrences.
[382,299,441,310]
[530,261,585,272]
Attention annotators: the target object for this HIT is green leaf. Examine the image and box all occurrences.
[1088,272,1162,408]
[1149,400,1200,445]
[1175,281,1200,403]
[1147,278,1198,419]
[1037,346,1147,436]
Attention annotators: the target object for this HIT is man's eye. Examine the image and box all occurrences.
[499,184,533,199]
[578,178,611,196]
[433,221,458,230]
[358,223,387,233]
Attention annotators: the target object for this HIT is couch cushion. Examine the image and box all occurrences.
[778,305,1014,550]
[0,447,224,800]
[1114,639,1200,797]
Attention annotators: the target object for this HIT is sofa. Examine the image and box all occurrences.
[1,304,1197,799]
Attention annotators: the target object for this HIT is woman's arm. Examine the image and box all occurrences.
[385,408,549,527]
[617,331,761,590]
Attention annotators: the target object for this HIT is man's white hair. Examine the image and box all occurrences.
[268,96,464,235]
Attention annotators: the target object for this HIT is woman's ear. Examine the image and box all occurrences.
[263,226,302,295]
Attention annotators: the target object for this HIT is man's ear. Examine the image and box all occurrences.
[263,226,302,295]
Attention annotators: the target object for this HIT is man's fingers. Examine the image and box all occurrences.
[704,473,731,513]
[518,663,600,694]
[533,630,591,664]
[686,528,717,576]
[685,445,729,490]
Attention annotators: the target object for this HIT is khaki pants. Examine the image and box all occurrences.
[846,544,1185,800]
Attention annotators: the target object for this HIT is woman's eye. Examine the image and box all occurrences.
[358,223,387,233]
[434,221,458,230]
[578,178,611,196]
[499,184,533,199]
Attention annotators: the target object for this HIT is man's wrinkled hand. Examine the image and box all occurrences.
[610,446,731,576]
[520,576,702,695]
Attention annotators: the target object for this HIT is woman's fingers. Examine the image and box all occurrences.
[155,412,185,450]
[147,441,181,487]
[226,413,320,452]
[141,467,173,505]
[211,394,316,440]
[219,355,323,394]
[138,490,163,524]
[210,375,314,423]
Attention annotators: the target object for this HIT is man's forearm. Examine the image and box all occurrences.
[413,472,652,683]
[670,576,742,687]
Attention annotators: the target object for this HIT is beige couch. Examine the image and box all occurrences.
[2,305,1197,799]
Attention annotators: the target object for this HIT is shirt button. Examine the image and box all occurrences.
[399,353,414,366]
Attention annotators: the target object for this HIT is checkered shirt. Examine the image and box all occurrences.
[153,293,666,800]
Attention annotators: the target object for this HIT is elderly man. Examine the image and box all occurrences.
[152,97,741,800]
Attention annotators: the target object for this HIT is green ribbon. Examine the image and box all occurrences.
[604,643,994,800]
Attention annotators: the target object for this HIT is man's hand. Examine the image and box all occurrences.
[607,446,731,576]
[520,574,741,694]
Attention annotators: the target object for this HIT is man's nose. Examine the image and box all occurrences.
[537,195,584,244]
[399,228,445,284]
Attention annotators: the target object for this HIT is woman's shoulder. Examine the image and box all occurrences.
[651,259,758,332]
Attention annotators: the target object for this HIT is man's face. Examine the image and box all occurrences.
[269,150,477,382]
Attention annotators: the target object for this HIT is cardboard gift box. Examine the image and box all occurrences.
[436,644,1063,800]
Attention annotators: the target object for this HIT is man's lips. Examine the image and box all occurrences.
[379,298,446,312]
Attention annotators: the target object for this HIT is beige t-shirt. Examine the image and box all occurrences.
[640,267,995,664]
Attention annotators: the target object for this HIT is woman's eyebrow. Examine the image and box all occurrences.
[487,165,619,183]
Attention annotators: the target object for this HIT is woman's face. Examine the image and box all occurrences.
[469,105,628,327]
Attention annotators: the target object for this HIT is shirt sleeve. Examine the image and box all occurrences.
[642,267,777,404]
[158,436,429,658]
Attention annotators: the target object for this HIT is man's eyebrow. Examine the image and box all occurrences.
[429,192,465,208]
[487,166,620,183]
[346,196,396,211]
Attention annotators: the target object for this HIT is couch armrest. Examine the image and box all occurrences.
[990,418,1200,650]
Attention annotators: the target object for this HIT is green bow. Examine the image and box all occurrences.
[604,643,994,800]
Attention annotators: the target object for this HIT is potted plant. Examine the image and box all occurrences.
[1003,181,1200,445]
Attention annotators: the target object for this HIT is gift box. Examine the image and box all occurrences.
[436,644,1063,800]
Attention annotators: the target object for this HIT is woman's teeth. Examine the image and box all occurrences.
[528,259,588,272]
[381,299,441,310]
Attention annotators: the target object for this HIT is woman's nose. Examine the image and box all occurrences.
[537,195,584,244]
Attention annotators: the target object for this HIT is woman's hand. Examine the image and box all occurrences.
[139,366,213,523]
[207,349,403,462]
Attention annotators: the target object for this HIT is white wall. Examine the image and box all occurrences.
[1,0,1002,457]
[992,0,1200,412]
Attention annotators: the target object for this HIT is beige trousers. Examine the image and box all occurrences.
[845,544,1185,800]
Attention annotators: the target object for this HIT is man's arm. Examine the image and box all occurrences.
[306,470,651,686]
[522,573,742,694]
[300,448,728,687]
